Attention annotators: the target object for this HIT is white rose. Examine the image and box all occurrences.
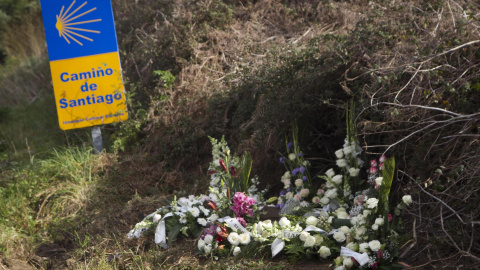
[197,239,205,250]
[306,216,319,226]
[332,175,343,185]
[283,171,291,178]
[279,217,291,228]
[285,192,293,199]
[346,242,357,251]
[349,167,360,177]
[372,224,378,230]
[402,195,413,205]
[319,246,331,258]
[339,226,350,234]
[239,233,251,245]
[375,177,383,187]
[299,231,310,241]
[228,232,240,246]
[343,257,354,268]
[153,214,162,223]
[320,196,330,205]
[337,211,349,219]
[325,189,338,199]
[233,246,241,256]
[369,240,381,251]
[343,145,353,156]
[333,231,346,243]
[204,234,214,244]
[336,159,348,168]
[334,266,346,270]
[366,198,379,208]
[375,217,384,226]
[288,153,296,161]
[204,244,212,254]
[355,226,367,236]
[262,220,272,229]
[326,168,335,178]
[335,149,344,159]
[350,216,360,226]
[304,235,316,247]
[328,216,334,224]
[363,210,372,216]
[314,234,324,245]
[295,179,303,187]
[359,242,369,253]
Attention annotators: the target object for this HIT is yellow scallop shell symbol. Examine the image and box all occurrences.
[55,0,102,46]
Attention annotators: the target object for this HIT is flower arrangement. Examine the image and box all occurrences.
[275,125,312,212]
[128,104,413,269]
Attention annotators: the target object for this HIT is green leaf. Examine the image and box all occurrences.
[237,151,253,192]
[166,216,183,243]
[331,218,351,228]
[266,197,278,204]
[380,156,395,236]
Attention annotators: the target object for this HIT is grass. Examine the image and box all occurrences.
[0,146,102,258]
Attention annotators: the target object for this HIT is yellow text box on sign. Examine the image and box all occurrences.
[50,52,128,130]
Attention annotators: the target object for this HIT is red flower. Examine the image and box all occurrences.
[370,167,378,174]
[216,224,228,242]
[207,170,218,175]
[377,250,383,260]
[219,159,227,172]
[351,257,359,267]
[230,166,241,178]
[388,214,393,222]
[206,200,217,211]
[370,159,378,167]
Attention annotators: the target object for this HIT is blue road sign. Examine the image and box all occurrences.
[39,0,119,61]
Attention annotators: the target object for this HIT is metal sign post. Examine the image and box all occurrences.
[91,126,104,154]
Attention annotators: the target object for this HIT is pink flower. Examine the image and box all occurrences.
[388,214,393,222]
[370,159,378,167]
[379,155,387,163]
[236,217,247,227]
[317,189,325,196]
[300,189,310,197]
[231,192,256,217]
[379,162,384,170]
[370,167,378,174]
